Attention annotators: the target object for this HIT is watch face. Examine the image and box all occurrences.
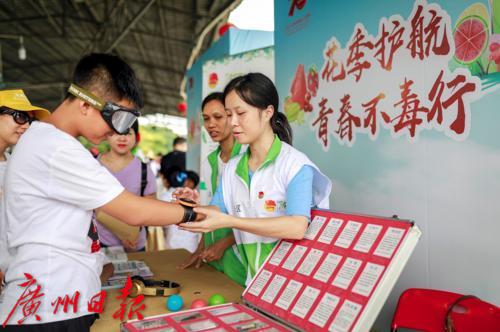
[179,198,197,207]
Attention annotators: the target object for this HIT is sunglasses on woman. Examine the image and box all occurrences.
[0,107,33,125]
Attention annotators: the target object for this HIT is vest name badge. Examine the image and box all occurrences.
[264,200,287,212]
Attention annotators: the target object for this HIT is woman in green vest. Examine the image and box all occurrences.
[179,73,332,285]
[178,92,246,286]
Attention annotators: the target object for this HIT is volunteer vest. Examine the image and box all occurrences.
[205,142,243,196]
[202,141,247,286]
[221,137,331,284]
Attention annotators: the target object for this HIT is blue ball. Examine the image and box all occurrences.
[166,294,183,312]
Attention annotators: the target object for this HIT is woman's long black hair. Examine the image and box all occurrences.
[223,73,293,145]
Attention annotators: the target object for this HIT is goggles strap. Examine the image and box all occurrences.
[67,84,105,110]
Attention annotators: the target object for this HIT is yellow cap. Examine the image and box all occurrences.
[0,90,50,120]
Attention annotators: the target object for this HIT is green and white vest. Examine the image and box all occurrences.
[221,136,331,284]
[202,142,244,202]
[200,142,247,286]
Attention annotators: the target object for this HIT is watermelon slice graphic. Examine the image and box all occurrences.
[453,15,489,64]
[290,64,307,109]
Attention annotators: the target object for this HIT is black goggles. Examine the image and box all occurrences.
[0,107,33,125]
[67,84,141,135]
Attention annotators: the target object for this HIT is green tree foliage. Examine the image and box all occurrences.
[138,124,177,156]
[79,124,178,157]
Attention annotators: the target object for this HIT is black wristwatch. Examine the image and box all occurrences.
[178,198,198,223]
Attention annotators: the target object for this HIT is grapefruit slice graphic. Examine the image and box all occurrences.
[453,15,489,64]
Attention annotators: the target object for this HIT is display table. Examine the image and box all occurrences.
[91,249,245,332]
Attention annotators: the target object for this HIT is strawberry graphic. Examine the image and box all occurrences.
[489,41,500,70]
[285,63,318,123]
[290,64,307,109]
[303,92,312,113]
[307,65,319,97]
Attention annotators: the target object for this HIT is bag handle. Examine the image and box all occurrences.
[140,161,147,197]
[445,295,478,332]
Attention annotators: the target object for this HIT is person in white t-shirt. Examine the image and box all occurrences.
[159,165,199,253]
[0,54,204,331]
[0,90,50,294]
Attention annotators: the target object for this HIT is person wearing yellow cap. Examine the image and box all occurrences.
[0,89,50,294]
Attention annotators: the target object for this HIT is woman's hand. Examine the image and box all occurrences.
[179,207,234,233]
[100,263,114,283]
[177,241,205,269]
[200,234,236,262]
[121,232,140,252]
[172,187,200,203]
[177,251,203,269]
[122,239,138,252]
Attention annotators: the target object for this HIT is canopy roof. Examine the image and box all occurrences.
[0,0,240,116]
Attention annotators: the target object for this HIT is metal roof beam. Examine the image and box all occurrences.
[128,60,184,76]
[155,4,207,19]
[0,2,72,66]
[0,40,54,83]
[0,15,51,24]
[0,14,95,24]
[208,0,223,15]
[2,59,72,70]
[140,80,181,93]
[27,0,86,52]
[83,0,125,53]
[128,28,160,100]
[141,87,181,99]
[157,1,172,69]
[83,0,102,24]
[31,0,63,35]
[24,34,95,42]
[5,81,67,90]
[129,30,193,47]
[104,0,157,53]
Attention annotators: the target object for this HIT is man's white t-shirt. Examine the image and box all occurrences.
[0,122,124,324]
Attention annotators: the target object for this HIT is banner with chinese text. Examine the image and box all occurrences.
[274,0,500,328]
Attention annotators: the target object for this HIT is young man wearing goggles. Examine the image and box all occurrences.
[67,83,140,135]
[0,54,203,331]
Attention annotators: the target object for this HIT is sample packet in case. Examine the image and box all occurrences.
[122,209,421,332]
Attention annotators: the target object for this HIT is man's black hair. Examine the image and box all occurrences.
[173,136,186,147]
[67,53,144,108]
